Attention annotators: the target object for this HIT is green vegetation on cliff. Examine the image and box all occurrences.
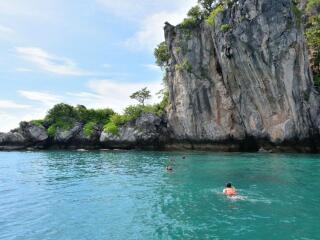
[206,4,224,25]
[154,42,170,68]
[303,0,320,88]
[104,91,168,135]
[43,103,115,137]
[179,6,203,28]
[28,87,169,137]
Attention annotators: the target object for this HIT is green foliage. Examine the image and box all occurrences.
[30,119,44,127]
[188,5,202,19]
[83,121,97,137]
[220,23,231,32]
[104,122,119,135]
[292,1,303,25]
[179,6,202,28]
[30,87,168,138]
[305,14,320,50]
[180,17,198,28]
[46,119,73,137]
[130,87,151,106]
[176,59,193,73]
[153,91,169,116]
[35,103,114,138]
[198,0,215,12]
[110,114,129,126]
[306,0,320,12]
[103,89,169,135]
[75,105,115,124]
[154,42,170,68]
[123,105,146,121]
[206,4,224,25]
[45,103,78,123]
[47,125,57,137]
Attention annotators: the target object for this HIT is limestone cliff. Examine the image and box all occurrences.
[164,0,320,150]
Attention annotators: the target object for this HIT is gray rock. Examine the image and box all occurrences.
[0,132,25,145]
[19,122,48,142]
[54,123,82,143]
[0,122,48,149]
[100,113,168,148]
[165,0,320,145]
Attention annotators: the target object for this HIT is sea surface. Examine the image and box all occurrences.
[0,151,319,240]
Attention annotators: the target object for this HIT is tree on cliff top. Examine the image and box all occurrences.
[130,87,151,106]
[198,0,216,12]
[154,42,170,68]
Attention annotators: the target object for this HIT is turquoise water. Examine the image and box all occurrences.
[0,151,319,240]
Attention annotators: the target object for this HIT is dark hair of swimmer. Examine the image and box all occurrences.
[226,183,232,188]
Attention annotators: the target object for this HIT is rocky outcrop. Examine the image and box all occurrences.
[164,0,320,151]
[50,122,103,149]
[100,113,169,149]
[1,0,319,153]
[0,122,48,150]
[0,113,169,150]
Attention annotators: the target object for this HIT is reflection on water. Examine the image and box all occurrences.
[0,151,319,240]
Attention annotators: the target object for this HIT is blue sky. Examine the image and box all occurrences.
[0,0,197,131]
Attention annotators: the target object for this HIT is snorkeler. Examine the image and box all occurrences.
[223,183,237,196]
[166,165,173,171]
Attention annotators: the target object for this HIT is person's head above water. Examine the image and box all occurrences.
[226,183,232,188]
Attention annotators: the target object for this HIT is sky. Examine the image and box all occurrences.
[0,0,197,132]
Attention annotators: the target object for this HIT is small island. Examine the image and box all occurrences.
[1,0,320,153]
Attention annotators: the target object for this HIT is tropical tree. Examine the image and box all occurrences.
[198,0,216,12]
[130,87,151,106]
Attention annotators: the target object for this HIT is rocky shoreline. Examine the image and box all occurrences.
[1,0,320,153]
[1,112,319,153]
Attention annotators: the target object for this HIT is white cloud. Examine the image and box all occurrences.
[0,100,30,109]
[142,64,161,71]
[0,111,21,132]
[67,92,104,100]
[0,108,48,132]
[19,90,62,106]
[97,0,196,19]
[16,68,33,72]
[16,47,91,76]
[0,24,14,34]
[64,79,163,112]
[121,0,196,51]
[0,78,164,132]
[97,0,197,51]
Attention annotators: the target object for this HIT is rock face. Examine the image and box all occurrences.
[1,0,319,152]
[51,122,103,149]
[164,0,320,151]
[100,113,169,149]
[0,122,48,150]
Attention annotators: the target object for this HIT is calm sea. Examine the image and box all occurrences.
[0,151,319,240]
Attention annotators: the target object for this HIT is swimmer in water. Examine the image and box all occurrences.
[166,165,173,171]
[223,183,237,196]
